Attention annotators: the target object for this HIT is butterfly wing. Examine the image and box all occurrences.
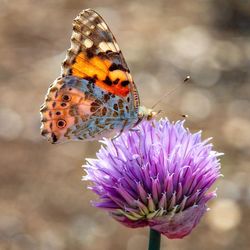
[40,9,140,143]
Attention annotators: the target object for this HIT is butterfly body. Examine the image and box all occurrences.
[40,9,154,143]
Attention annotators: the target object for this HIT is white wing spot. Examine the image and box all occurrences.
[84,30,91,36]
[99,41,116,52]
[89,16,96,22]
[107,42,116,52]
[83,20,89,25]
[70,42,80,52]
[72,32,81,41]
[97,22,108,30]
[99,42,110,51]
[83,38,94,48]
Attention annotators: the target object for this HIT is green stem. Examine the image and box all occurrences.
[148,228,161,250]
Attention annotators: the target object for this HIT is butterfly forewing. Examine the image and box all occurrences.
[62,9,139,104]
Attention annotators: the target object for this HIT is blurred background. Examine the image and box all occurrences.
[0,0,250,249]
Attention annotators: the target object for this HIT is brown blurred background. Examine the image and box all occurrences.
[0,0,250,249]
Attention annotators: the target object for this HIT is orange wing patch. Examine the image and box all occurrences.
[71,53,130,97]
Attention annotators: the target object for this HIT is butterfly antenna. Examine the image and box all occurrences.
[151,75,191,110]
[158,107,189,119]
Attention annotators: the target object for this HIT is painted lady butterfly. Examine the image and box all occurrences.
[40,9,155,144]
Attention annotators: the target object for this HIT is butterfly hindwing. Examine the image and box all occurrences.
[40,76,137,143]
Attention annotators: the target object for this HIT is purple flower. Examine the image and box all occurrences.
[83,119,222,239]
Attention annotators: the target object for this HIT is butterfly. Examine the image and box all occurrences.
[40,9,155,144]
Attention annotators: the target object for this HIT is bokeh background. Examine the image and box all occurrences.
[1,0,250,249]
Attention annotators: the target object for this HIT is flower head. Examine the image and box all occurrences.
[83,119,222,239]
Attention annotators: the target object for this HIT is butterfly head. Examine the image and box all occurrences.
[138,106,157,121]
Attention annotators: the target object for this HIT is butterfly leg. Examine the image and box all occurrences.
[112,120,128,141]
[129,128,140,132]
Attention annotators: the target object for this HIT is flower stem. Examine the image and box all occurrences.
[148,228,161,250]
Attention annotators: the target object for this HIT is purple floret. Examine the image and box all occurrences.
[83,119,222,238]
